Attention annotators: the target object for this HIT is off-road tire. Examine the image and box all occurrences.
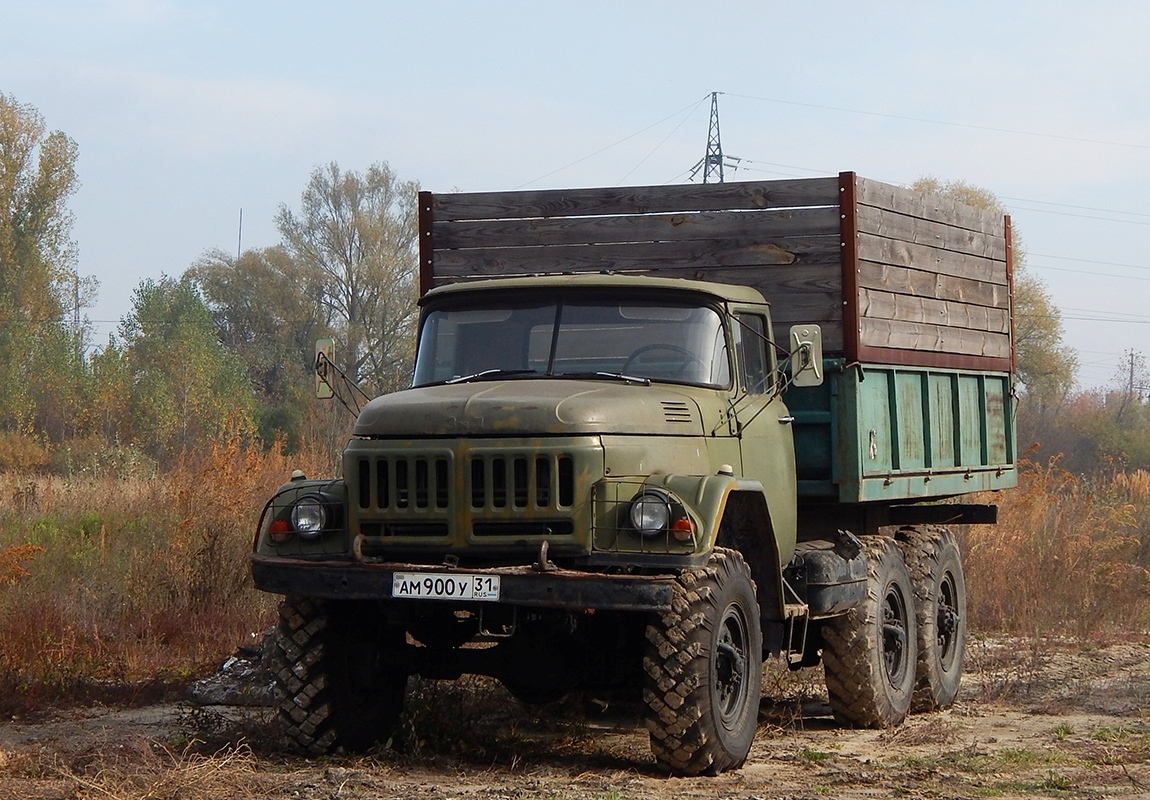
[643,548,762,776]
[269,596,407,754]
[896,526,967,711]
[822,536,917,728]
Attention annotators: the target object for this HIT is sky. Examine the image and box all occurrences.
[3,0,1148,390]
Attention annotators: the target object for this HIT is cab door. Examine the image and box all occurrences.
[729,306,797,552]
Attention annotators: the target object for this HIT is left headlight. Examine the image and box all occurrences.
[629,490,672,537]
[290,495,327,539]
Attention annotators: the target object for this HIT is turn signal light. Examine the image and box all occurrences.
[670,516,696,542]
[268,519,292,543]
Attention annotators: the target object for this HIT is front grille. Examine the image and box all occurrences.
[357,456,450,510]
[348,441,592,546]
[469,454,574,510]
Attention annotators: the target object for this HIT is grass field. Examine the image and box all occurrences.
[1,445,1148,707]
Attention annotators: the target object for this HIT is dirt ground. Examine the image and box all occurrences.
[2,635,1150,799]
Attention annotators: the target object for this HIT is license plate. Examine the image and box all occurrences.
[392,572,501,602]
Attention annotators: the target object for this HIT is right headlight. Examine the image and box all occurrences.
[629,490,672,537]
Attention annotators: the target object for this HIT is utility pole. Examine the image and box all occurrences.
[702,91,724,183]
[690,92,738,184]
[1131,350,1150,401]
[1116,349,1149,422]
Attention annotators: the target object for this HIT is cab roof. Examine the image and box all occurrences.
[419,272,769,306]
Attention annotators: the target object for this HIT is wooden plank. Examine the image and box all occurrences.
[856,205,1007,261]
[860,288,1011,334]
[434,206,841,250]
[430,235,843,278]
[854,346,1012,372]
[858,261,1010,310]
[856,176,1004,235]
[860,318,1012,359]
[429,177,842,221]
[857,232,1008,285]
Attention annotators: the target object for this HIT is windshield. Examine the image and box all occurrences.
[412,296,731,388]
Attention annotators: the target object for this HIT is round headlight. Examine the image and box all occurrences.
[629,491,671,536]
[290,496,327,539]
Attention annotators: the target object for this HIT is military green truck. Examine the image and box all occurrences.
[252,172,1016,776]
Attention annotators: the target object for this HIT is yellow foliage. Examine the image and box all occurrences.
[0,543,44,584]
[0,433,49,473]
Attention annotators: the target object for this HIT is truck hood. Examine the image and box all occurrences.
[353,380,706,437]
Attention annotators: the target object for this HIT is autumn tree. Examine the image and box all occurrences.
[912,178,1077,404]
[275,162,420,394]
[114,276,256,465]
[187,245,332,448]
[0,92,93,442]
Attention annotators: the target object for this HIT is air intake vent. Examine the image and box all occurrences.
[661,400,694,424]
[357,456,450,510]
[470,454,574,510]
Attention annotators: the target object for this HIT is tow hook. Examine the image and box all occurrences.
[534,540,557,572]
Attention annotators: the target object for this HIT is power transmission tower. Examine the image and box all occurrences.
[690,92,739,183]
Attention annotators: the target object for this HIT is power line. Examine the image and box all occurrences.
[1008,204,1150,227]
[1032,253,1150,271]
[1001,196,1150,219]
[1062,306,1150,320]
[516,95,711,189]
[1030,263,1150,282]
[724,92,1150,151]
[617,101,701,185]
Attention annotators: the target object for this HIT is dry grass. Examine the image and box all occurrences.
[0,739,259,800]
[4,439,1150,713]
[0,437,330,710]
[962,457,1150,637]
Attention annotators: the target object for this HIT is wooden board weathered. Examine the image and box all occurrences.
[419,172,1013,372]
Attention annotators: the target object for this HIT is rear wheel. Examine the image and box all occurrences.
[822,537,917,727]
[643,548,762,776]
[897,526,967,710]
[270,597,407,754]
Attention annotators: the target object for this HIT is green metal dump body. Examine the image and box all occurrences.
[790,361,1015,504]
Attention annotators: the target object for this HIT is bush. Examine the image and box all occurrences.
[962,458,1150,637]
[0,436,329,709]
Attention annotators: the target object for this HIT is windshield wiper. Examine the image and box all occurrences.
[554,371,651,386]
[444,368,538,385]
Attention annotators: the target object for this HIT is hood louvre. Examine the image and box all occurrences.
[661,400,694,424]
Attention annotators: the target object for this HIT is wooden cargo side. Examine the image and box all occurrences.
[848,175,1014,373]
[419,177,847,347]
[418,172,1014,373]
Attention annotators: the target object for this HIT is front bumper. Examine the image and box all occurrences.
[251,554,675,612]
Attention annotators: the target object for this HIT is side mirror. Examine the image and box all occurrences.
[789,325,824,387]
[315,338,335,399]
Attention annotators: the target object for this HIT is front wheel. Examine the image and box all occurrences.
[821,537,917,727]
[269,597,408,754]
[643,548,762,776]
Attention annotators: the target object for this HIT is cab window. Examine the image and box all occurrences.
[734,314,770,394]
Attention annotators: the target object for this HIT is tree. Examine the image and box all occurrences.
[0,92,92,439]
[275,162,420,394]
[912,178,1077,404]
[116,276,256,465]
[187,246,332,448]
